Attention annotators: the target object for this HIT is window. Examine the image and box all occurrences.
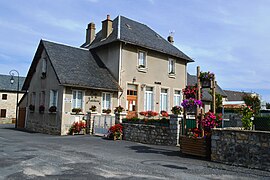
[0,109,6,118]
[2,94,7,100]
[39,91,45,106]
[41,59,47,78]
[72,90,83,109]
[168,58,176,74]
[50,90,58,107]
[138,51,146,68]
[174,90,182,106]
[144,86,154,111]
[160,89,168,111]
[102,93,112,110]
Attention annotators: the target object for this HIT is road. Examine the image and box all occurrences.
[0,124,269,180]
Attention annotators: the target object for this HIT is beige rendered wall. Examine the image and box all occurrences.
[119,43,186,113]
[25,50,64,135]
[61,86,118,135]
[94,42,120,80]
[0,92,24,119]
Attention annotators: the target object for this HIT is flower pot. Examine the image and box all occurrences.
[201,79,211,88]
[113,134,122,141]
[180,135,211,158]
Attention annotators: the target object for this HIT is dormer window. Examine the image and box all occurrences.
[41,58,47,79]
[168,58,176,77]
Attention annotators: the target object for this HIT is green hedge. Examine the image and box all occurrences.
[254,116,270,131]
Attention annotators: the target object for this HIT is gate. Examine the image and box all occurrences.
[92,114,115,136]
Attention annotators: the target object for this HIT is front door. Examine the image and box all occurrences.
[127,84,138,119]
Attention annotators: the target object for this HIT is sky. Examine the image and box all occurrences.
[0,0,270,102]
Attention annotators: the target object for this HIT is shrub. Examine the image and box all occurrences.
[171,106,182,115]
[114,105,124,113]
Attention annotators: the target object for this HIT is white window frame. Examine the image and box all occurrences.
[174,90,182,106]
[50,90,58,107]
[168,58,176,75]
[138,50,147,68]
[102,92,112,111]
[42,58,47,73]
[39,91,45,106]
[144,86,154,111]
[160,88,168,112]
[31,92,36,105]
[72,90,84,109]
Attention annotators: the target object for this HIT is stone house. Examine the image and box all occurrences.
[0,74,25,123]
[21,15,193,135]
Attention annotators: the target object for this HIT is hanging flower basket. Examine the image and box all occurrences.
[200,71,214,88]
[181,98,202,114]
[201,79,211,88]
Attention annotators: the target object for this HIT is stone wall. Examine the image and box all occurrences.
[211,128,270,171]
[122,115,181,146]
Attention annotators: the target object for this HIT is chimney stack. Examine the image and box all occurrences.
[86,22,96,45]
[102,14,113,39]
[167,35,174,44]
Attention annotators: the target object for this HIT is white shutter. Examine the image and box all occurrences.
[50,90,54,107]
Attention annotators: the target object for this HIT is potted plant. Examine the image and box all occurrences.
[89,105,97,112]
[39,105,45,113]
[49,106,57,113]
[107,124,123,140]
[200,71,214,88]
[72,108,82,114]
[102,108,111,114]
[69,121,86,135]
[29,104,35,112]
[139,111,159,118]
[171,106,182,115]
[181,98,202,113]
[160,110,169,117]
[114,105,124,113]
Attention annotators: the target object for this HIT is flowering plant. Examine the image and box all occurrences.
[69,121,86,134]
[102,108,111,114]
[181,98,202,110]
[200,111,222,129]
[183,86,197,99]
[108,124,123,140]
[29,104,35,111]
[139,111,159,118]
[49,106,57,113]
[160,110,169,117]
[72,108,82,114]
[39,105,45,113]
[200,71,214,81]
[89,105,97,112]
[114,105,124,113]
[171,106,182,115]
[187,128,202,138]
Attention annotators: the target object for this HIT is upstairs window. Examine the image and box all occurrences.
[41,58,47,78]
[50,90,58,107]
[30,92,36,105]
[138,51,146,68]
[2,94,7,100]
[168,58,176,74]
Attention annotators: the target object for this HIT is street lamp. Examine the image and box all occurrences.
[9,70,19,129]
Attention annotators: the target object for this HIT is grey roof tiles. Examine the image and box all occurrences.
[0,74,25,92]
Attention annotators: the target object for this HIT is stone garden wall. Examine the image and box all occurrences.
[211,128,270,171]
[122,115,181,146]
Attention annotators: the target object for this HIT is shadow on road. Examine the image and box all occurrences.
[128,145,180,157]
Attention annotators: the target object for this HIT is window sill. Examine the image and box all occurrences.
[168,73,176,78]
[70,113,84,115]
[137,66,148,73]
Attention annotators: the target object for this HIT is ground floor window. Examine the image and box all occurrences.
[72,90,83,109]
[0,109,6,118]
[102,92,112,110]
[144,86,154,111]
[174,90,182,106]
[50,90,58,107]
[160,88,168,111]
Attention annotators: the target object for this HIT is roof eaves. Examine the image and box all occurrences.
[60,84,119,92]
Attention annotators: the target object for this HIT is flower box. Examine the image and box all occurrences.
[201,79,211,88]
[180,135,211,158]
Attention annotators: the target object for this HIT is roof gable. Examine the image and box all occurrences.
[83,16,193,62]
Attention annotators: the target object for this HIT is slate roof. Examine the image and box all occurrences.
[22,40,119,91]
[82,16,193,62]
[187,73,227,101]
[223,90,251,101]
[0,74,25,92]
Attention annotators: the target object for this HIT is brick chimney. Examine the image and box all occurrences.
[86,22,96,44]
[167,35,174,44]
[102,15,113,39]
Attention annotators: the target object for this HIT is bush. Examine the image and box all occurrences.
[254,116,270,131]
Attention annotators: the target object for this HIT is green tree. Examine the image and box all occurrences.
[242,93,261,115]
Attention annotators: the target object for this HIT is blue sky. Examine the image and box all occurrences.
[0,0,270,101]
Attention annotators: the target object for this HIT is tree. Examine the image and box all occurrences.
[242,93,261,115]
[266,103,270,109]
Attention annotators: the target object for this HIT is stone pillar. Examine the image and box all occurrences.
[88,112,97,134]
[115,112,127,124]
[169,114,183,146]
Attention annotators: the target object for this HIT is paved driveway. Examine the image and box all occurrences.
[0,124,269,180]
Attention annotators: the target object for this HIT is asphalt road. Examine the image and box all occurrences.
[0,124,270,180]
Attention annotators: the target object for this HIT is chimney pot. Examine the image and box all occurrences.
[85,22,96,45]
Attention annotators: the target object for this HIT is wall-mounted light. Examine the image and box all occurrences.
[132,77,136,83]
[141,84,146,90]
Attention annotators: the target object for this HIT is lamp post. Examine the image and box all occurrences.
[9,70,19,129]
